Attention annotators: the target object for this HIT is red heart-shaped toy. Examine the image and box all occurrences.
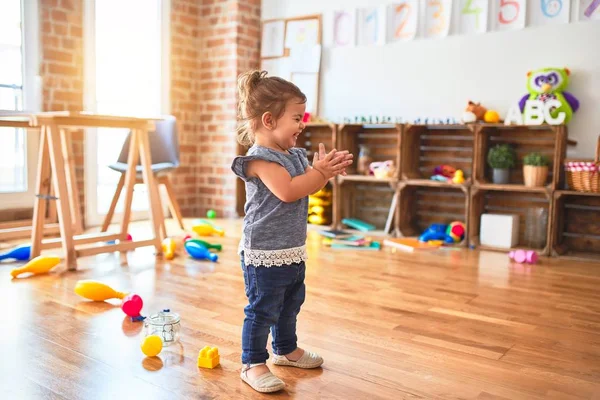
[121,294,143,317]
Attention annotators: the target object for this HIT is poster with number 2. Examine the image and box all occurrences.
[494,0,526,31]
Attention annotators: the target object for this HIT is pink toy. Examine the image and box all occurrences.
[509,250,538,264]
[183,234,192,244]
[121,294,143,318]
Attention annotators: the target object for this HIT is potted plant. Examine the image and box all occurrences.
[523,152,550,187]
[487,144,516,184]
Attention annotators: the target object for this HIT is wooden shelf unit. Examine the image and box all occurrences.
[551,190,600,261]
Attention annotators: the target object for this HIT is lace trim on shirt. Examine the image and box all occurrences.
[243,245,307,267]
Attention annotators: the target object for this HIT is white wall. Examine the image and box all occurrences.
[262,0,600,158]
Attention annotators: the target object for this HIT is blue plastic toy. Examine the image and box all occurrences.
[184,241,218,262]
[0,244,31,262]
[418,224,454,244]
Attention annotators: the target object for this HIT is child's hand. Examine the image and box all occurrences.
[316,143,353,177]
[312,144,353,179]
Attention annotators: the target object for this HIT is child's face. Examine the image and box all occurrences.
[272,99,306,150]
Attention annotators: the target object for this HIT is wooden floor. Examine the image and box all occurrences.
[1,219,600,399]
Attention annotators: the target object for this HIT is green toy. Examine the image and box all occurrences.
[519,67,580,124]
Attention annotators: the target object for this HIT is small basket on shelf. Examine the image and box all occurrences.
[564,135,600,193]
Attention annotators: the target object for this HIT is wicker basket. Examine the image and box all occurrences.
[565,136,600,192]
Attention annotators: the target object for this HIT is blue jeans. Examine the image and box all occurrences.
[241,257,306,365]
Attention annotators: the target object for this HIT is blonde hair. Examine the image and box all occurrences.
[237,70,307,146]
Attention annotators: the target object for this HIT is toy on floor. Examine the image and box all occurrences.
[141,335,163,357]
[342,218,375,232]
[206,209,217,219]
[185,240,218,262]
[74,280,127,301]
[419,222,465,244]
[192,223,224,237]
[1,244,31,261]
[185,238,222,252]
[162,238,176,260]
[197,346,220,369]
[509,250,538,264]
[182,234,192,244]
[107,233,132,244]
[518,67,579,124]
[10,255,61,278]
[122,293,144,320]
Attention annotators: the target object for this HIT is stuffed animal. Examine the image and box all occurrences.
[465,101,488,121]
[518,67,580,124]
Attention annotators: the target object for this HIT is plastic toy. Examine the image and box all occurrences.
[308,186,332,226]
[184,241,218,262]
[509,250,538,264]
[370,160,396,179]
[162,238,176,260]
[197,346,220,369]
[518,67,579,124]
[452,170,465,184]
[141,335,163,357]
[192,224,224,237]
[206,209,217,219]
[10,255,60,278]
[74,280,127,301]
[183,234,192,244]
[446,221,466,243]
[121,293,144,318]
[0,243,31,261]
[434,165,456,178]
[484,110,501,123]
[186,239,222,252]
[342,218,375,232]
[419,222,465,244]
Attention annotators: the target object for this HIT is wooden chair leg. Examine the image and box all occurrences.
[101,174,125,232]
[161,175,185,230]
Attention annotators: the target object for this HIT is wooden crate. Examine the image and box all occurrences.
[551,191,600,261]
[473,124,567,190]
[337,124,402,178]
[298,123,337,158]
[397,184,469,245]
[336,180,397,232]
[469,187,552,254]
[401,124,475,184]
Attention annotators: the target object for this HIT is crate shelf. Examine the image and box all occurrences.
[474,183,551,194]
[551,191,600,261]
[403,179,470,190]
[469,188,552,255]
[335,180,397,233]
[338,174,397,184]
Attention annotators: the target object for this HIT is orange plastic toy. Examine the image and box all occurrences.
[162,238,176,260]
[10,255,61,278]
[197,346,220,368]
[192,224,225,237]
[74,280,127,301]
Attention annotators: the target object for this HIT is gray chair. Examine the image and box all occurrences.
[101,116,184,234]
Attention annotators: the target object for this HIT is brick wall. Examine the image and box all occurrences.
[40,0,85,222]
[21,0,260,223]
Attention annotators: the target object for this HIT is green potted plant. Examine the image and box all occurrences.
[487,144,516,184]
[523,152,550,187]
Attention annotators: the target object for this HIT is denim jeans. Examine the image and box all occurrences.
[241,256,306,365]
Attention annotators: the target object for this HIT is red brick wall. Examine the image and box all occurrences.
[196,0,261,218]
[40,0,85,222]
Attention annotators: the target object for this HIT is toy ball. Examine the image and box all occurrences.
[206,209,217,219]
[141,335,163,357]
[121,293,143,317]
[446,221,465,243]
[484,110,501,123]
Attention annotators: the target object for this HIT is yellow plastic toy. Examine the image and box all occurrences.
[197,346,220,369]
[192,224,224,237]
[452,170,465,184]
[162,238,176,260]
[74,280,127,301]
[10,255,61,278]
[141,335,163,357]
[484,110,501,123]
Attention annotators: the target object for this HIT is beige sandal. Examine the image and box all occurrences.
[240,363,285,393]
[272,350,323,369]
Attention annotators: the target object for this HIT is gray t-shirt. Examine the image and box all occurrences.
[231,145,309,267]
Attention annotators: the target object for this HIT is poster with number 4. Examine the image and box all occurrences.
[494,0,526,31]
[579,0,600,21]
[460,0,489,35]
[529,0,570,26]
